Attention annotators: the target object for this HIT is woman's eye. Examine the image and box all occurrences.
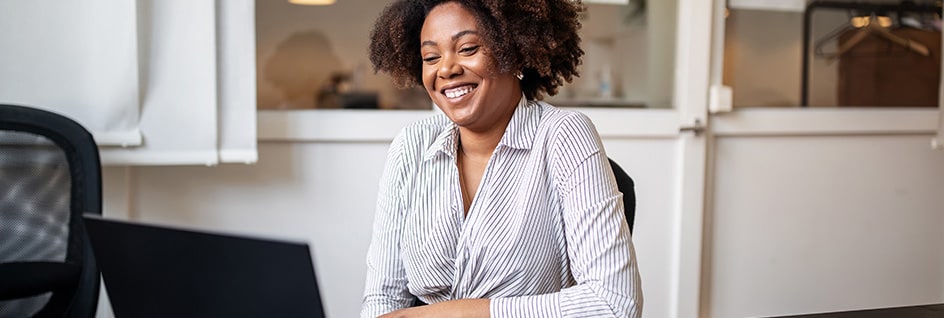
[459,45,479,54]
[422,56,440,63]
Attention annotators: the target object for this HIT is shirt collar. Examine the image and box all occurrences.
[423,119,458,161]
[423,94,539,161]
[498,95,540,150]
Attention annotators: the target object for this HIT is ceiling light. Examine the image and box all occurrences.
[289,0,336,5]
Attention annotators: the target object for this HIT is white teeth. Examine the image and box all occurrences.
[444,85,474,98]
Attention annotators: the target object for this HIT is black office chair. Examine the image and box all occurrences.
[608,158,636,234]
[0,104,102,318]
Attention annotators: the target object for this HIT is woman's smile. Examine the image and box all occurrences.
[443,84,477,99]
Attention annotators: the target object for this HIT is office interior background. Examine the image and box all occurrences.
[1,0,942,317]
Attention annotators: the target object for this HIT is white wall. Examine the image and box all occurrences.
[604,138,680,318]
[707,134,944,317]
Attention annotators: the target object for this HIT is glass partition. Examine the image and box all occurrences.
[723,1,942,108]
[546,0,677,108]
[255,0,423,110]
[256,0,676,110]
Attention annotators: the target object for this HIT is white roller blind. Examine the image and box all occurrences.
[218,0,258,164]
[1,0,258,165]
[110,0,258,165]
[100,0,219,165]
[0,0,142,146]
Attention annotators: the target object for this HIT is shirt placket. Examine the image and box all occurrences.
[450,156,470,299]
[450,146,505,299]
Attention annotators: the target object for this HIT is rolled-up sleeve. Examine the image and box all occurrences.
[361,132,414,317]
[558,151,642,317]
[490,113,643,317]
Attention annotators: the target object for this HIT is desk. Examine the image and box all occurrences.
[770,304,944,318]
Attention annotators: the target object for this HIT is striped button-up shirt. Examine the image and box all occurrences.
[362,97,643,317]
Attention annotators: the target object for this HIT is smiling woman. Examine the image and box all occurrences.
[362,1,643,317]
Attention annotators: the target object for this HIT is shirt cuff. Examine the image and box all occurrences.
[490,293,561,318]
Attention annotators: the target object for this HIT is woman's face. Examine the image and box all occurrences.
[419,2,520,132]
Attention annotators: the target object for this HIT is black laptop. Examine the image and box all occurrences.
[82,215,326,318]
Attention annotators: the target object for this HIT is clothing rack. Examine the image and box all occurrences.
[800,0,942,107]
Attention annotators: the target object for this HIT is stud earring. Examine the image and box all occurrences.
[516,72,524,80]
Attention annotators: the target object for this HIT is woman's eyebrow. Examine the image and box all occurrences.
[421,30,479,48]
[452,30,478,41]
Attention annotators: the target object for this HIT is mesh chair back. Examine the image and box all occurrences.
[0,104,101,318]
[0,131,73,316]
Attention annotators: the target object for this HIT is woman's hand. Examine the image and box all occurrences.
[378,299,490,318]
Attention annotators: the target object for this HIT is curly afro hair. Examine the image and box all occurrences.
[368,0,584,101]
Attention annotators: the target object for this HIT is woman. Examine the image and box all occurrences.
[363,1,642,317]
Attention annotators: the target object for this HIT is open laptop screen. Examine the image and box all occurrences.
[83,215,326,318]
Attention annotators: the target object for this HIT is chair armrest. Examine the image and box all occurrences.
[0,261,80,299]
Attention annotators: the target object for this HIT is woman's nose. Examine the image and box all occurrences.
[437,54,462,79]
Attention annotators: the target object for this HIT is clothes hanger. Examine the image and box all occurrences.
[813,11,857,59]
[829,14,930,62]
[829,26,871,60]
[868,22,930,55]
